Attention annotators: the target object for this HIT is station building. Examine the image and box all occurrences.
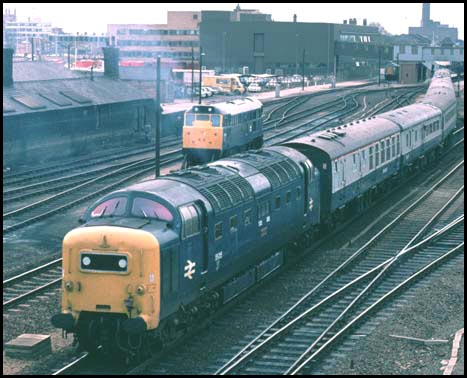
[199,11,392,80]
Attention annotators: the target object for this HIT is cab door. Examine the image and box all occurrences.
[178,203,207,296]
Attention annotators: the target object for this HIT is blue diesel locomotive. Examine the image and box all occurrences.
[52,70,457,358]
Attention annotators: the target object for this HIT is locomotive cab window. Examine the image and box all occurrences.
[215,222,223,240]
[244,208,252,225]
[179,204,200,238]
[275,196,281,210]
[132,197,173,222]
[186,113,195,126]
[211,115,221,127]
[229,215,238,232]
[90,196,128,218]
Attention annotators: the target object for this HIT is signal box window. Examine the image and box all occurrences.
[132,197,174,222]
[179,204,200,238]
[90,197,127,218]
[215,222,223,240]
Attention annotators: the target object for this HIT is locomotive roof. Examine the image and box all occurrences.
[282,116,400,160]
[188,97,262,116]
[377,103,441,129]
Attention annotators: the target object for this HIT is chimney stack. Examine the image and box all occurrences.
[422,3,430,27]
[343,20,348,24]
[363,18,367,26]
[3,48,14,87]
[293,14,297,23]
[102,47,120,79]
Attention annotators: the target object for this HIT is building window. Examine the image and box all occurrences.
[400,45,405,54]
[411,46,418,55]
[193,14,198,20]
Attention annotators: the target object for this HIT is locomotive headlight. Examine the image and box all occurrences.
[136,285,145,295]
[82,256,91,266]
[65,281,74,292]
[118,258,128,269]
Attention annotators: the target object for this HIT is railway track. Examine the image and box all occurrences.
[3,258,62,309]
[214,161,464,375]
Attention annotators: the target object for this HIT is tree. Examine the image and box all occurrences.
[369,22,392,36]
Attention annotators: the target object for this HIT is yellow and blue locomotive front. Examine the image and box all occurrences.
[183,105,223,164]
[51,192,178,353]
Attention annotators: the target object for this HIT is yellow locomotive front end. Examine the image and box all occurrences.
[52,225,160,354]
[183,105,224,166]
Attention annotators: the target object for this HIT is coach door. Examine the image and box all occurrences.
[300,160,313,216]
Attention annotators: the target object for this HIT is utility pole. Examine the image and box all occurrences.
[191,44,194,102]
[378,45,382,86]
[302,49,305,90]
[67,44,71,69]
[199,47,204,105]
[155,56,161,178]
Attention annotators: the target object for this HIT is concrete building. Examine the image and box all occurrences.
[409,3,458,44]
[3,13,52,57]
[200,10,391,79]
[107,11,201,66]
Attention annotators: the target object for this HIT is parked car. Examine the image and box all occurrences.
[248,83,262,92]
[203,87,214,97]
[193,87,211,98]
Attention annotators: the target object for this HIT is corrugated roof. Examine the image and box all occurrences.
[3,77,154,116]
[13,61,86,82]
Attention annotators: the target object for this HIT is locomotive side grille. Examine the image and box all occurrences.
[259,160,301,190]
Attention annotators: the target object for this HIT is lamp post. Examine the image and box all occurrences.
[155,56,161,178]
[191,44,194,102]
[302,49,305,90]
[199,47,205,105]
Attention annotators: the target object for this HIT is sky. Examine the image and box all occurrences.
[3,3,464,40]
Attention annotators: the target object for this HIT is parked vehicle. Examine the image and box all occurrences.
[248,83,262,92]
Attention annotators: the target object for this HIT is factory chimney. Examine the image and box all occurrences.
[102,47,120,79]
[3,48,14,87]
[422,3,430,27]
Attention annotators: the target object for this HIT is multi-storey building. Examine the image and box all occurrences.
[3,12,52,56]
[107,11,201,66]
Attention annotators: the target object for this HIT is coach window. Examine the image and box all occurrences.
[215,222,223,240]
[369,146,374,170]
[296,187,301,200]
[179,204,200,238]
[396,135,400,154]
[286,191,291,204]
[406,134,409,146]
[352,153,357,172]
[391,137,396,156]
[380,141,385,163]
[375,144,380,167]
[386,139,391,160]
[211,115,220,127]
[244,208,252,226]
[229,215,238,232]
